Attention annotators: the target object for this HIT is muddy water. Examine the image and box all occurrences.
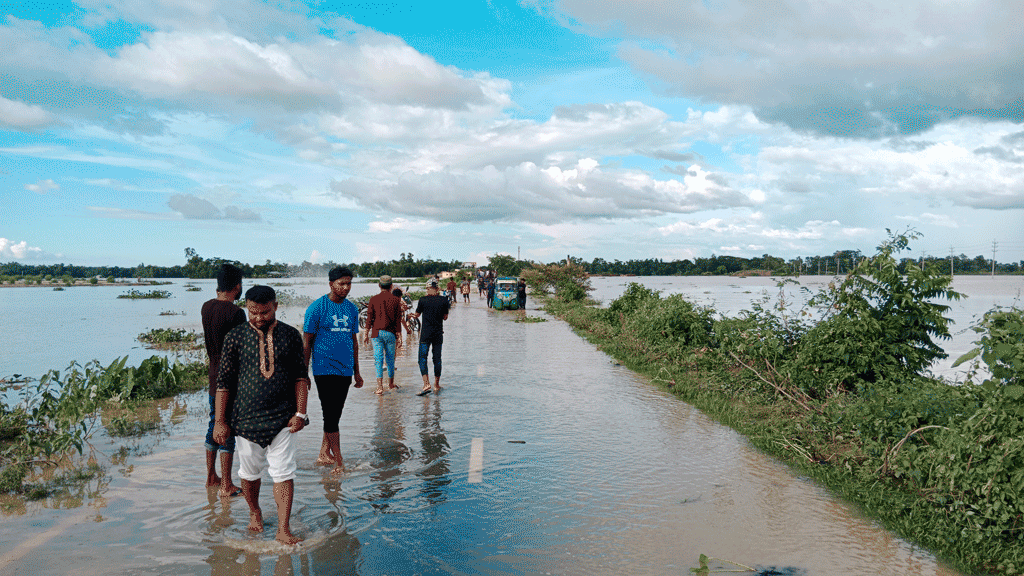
[1,295,961,576]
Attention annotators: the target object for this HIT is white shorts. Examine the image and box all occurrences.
[236,427,297,483]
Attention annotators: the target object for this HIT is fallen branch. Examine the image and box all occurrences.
[727,351,816,413]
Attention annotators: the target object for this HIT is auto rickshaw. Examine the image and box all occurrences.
[492,276,520,310]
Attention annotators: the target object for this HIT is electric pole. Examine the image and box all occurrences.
[992,240,998,276]
[950,246,955,277]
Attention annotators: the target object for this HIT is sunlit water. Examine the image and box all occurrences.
[1,276,1019,575]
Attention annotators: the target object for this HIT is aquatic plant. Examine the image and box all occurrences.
[513,315,547,323]
[117,289,172,299]
[0,356,205,497]
[137,328,201,350]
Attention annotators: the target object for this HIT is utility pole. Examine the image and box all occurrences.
[992,240,998,276]
[950,246,955,277]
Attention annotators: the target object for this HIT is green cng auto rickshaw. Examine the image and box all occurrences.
[492,277,520,310]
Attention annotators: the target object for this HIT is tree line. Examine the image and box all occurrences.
[2,246,1020,281]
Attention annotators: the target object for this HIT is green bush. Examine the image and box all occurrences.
[624,294,713,349]
[608,282,660,316]
[790,230,961,391]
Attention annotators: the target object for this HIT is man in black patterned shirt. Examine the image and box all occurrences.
[213,285,309,545]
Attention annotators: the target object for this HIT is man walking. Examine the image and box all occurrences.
[201,263,245,498]
[446,277,457,305]
[364,275,402,395]
[412,279,449,395]
[213,286,309,545]
[303,267,363,476]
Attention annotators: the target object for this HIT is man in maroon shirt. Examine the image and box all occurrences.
[201,264,245,497]
[363,275,402,394]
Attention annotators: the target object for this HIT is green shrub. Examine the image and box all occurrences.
[790,230,961,392]
[608,282,660,316]
[624,294,713,349]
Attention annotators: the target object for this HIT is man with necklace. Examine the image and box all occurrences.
[213,285,309,545]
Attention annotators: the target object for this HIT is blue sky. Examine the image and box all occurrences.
[2,0,1023,268]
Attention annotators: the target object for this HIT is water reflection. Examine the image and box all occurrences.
[415,395,450,508]
[367,395,412,512]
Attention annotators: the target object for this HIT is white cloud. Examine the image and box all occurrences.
[0,96,55,129]
[367,218,435,233]
[0,237,45,260]
[309,250,322,263]
[25,179,59,193]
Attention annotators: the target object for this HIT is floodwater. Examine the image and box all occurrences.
[0,279,977,576]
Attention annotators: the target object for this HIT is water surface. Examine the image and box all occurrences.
[0,291,964,576]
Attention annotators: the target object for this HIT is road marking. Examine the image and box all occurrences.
[0,509,91,575]
[468,437,483,483]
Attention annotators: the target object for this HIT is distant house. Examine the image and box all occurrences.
[439,271,456,280]
[461,261,476,269]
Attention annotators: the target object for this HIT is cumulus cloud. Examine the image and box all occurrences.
[0,237,46,260]
[331,158,751,224]
[0,96,55,129]
[25,179,59,193]
[555,0,1024,137]
[168,194,263,221]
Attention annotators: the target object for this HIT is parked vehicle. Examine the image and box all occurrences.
[491,277,520,310]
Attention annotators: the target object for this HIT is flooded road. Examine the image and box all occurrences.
[1,294,962,576]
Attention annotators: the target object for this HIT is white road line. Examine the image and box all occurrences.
[468,437,484,483]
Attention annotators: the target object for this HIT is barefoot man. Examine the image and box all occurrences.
[201,263,245,497]
[213,285,309,545]
[303,267,363,475]
[411,278,449,395]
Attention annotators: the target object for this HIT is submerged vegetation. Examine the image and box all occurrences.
[118,289,172,299]
[542,230,1024,575]
[137,328,201,350]
[0,356,205,501]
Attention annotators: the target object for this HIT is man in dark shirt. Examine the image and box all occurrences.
[517,278,527,310]
[201,264,245,498]
[411,279,450,395]
[213,285,310,545]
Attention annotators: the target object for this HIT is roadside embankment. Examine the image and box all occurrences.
[540,236,1024,576]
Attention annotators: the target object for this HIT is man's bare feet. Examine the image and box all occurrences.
[247,509,264,533]
[276,530,303,545]
[206,474,221,488]
[375,386,384,395]
[219,484,242,498]
[329,463,346,476]
[315,455,332,466]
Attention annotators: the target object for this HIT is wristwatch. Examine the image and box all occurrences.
[295,412,310,426]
